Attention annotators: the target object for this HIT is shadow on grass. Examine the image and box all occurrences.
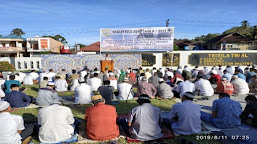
[30,87,39,92]
[23,113,37,123]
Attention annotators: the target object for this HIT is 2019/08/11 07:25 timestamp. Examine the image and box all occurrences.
[196,135,250,140]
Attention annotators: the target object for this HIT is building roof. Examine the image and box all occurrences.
[205,32,253,44]
[0,35,26,41]
[80,42,100,52]
[175,39,193,46]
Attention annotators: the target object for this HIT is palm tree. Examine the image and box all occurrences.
[241,20,250,28]
[10,28,25,37]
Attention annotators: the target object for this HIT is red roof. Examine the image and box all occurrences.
[80,42,100,52]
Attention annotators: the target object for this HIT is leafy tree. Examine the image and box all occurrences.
[173,44,179,51]
[42,35,67,44]
[241,20,250,28]
[10,28,25,37]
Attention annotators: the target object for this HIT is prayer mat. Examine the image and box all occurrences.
[40,134,78,144]
[222,128,257,144]
[118,113,175,143]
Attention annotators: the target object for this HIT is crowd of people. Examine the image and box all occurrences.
[0,64,257,144]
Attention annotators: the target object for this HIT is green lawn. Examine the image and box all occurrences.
[11,85,222,144]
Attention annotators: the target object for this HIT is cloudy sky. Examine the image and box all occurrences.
[0,0,256,45]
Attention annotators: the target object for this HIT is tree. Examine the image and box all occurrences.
[42,35,67,44]
[241,20,250,28]
[10,28,25,37]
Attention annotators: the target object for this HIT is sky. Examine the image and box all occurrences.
[0,0,257,46]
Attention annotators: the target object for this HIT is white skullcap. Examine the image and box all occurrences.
[0,101,10,111]
[232,75,239,79]
[210,70,218,75]
[109,73,114,76]
[47,82,55,86]
[159,78,164,82]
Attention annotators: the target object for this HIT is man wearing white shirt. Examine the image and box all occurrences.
[74,79,93,104]
[117,78,133,100]
[54,76,68,92]
[0,101,34,144]
[38,102,75,143]
[145,68,152,81]
[18,72,26,84]
[88,73,102,91]
[80,69,88,82]
[23,75,34,85]
[39,71,49,82]
[29,70,39,83]
[231,75,249,96]
[48,69,56,82]
[194,74,214,98]
[175,75,195,97]
[104,54,112,60]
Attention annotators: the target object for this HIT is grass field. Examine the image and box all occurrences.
[11,85,222,144]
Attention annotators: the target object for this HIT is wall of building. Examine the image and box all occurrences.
[142,50,257,71]
[49,38,63,53]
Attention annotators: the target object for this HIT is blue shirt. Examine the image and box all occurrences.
[211,97,242,129]
[4,91,31,108]
[169,100,201,135]
[222,73,232,82]
[236,73,246,81]
[4,80,21,94]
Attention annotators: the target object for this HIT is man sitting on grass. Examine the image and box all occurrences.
[83,95,119,141]
[164,92,201,135]
[0,101,34,144]
[240,95,257,128]
[36,82,62,106]
[201,93,242,129]
[54,76,68,92]
[74,79,93,104]
[4,75,21,94]
[4,84,31,108]
[39,76,48,88]
[38,101,77,143]
[119,94,163,141]
[156,78,173,99]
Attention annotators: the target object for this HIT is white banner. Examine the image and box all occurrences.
[100,27,174,52]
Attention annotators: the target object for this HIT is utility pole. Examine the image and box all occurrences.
[166,19,174,68]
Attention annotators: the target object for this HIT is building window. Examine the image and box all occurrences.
[18,62,21,69]
[10,41,16,47]
[37,61,40,69]
[24,61,27,69]
[31,61,34,69]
